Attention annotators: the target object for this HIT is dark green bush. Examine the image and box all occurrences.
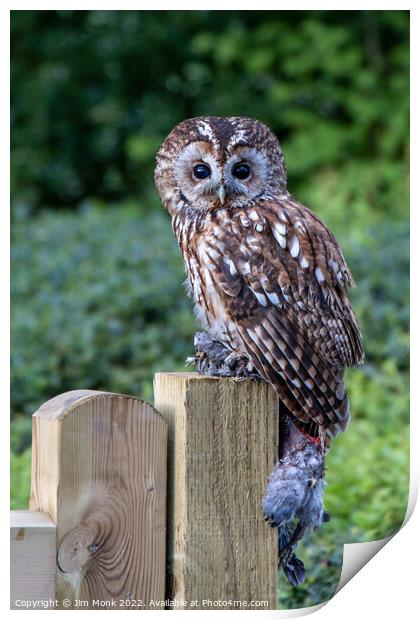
[11,11,408,214]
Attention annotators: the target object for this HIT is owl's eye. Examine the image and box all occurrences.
[193,163,211,180]
[232,162,251,180]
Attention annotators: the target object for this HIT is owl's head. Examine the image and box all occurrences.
[155,116,287,214]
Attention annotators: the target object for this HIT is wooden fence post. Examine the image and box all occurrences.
[154,373,279,610]
[28,390,167,610]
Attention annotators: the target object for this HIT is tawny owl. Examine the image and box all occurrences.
[155,116,364,585]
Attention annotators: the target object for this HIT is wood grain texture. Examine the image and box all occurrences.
[29,390,167,609]
[153,373,279,610]
[10,511,56,609]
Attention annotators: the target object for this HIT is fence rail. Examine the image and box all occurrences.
[10,375,278,610]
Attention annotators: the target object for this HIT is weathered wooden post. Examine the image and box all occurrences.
[154,373,279,610]
[20,390,167,610]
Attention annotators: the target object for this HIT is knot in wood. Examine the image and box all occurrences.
[57,524,98,574]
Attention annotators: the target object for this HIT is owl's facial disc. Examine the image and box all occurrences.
[173,139,271,209]
[155,116,288,216]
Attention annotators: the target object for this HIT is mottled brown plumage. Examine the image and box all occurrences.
[155,116,363,444]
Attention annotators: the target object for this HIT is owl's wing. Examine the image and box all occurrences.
[204,196,364,439]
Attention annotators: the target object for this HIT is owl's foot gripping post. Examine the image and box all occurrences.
[187,331,261,379]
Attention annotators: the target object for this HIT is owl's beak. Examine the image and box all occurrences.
[217,185,227,205]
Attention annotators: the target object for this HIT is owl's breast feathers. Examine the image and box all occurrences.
[173,197,364,440]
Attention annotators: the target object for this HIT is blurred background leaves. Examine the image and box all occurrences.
[11,10,409,609]
[11,10,408,216]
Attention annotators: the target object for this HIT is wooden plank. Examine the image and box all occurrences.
[10,511,56,609]
[29,390,167,610]
[154,373,279,610]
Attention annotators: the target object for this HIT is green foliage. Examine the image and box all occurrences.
[11,204,197,418]
[11,9,409,611]
[10,447,32,510]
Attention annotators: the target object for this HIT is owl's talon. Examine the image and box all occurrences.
[190,331,261,379]
[224,352,240,368]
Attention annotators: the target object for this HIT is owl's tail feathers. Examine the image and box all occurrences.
[262,418,327,587]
